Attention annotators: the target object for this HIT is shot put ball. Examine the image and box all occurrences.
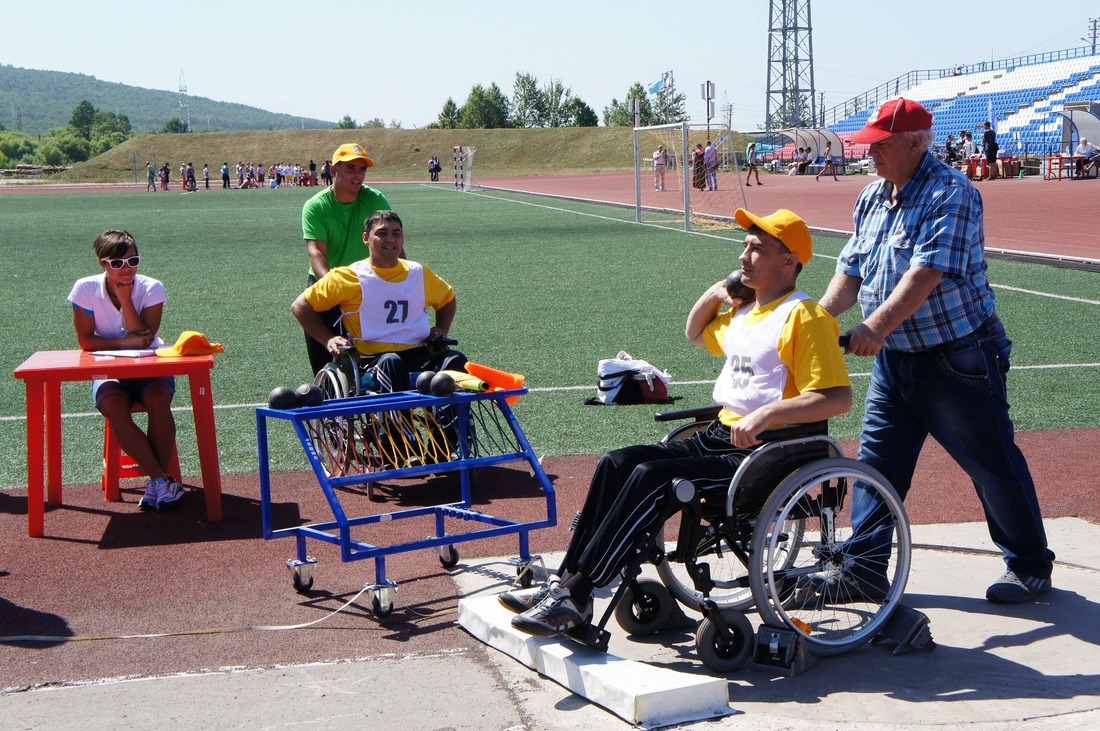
[725,270,755,301]
[268,385,298,410]
[295,383,324,407]
[430,371,456,396]
[416,370,437,395]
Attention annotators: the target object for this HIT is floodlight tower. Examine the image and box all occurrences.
[179,70,191,132]
[764,0,816,131]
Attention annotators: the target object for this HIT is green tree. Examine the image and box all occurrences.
[511,72,547,128]
[543,78,573,128]
[433,98,460,129]
[334,114,358,129]
[602,83,657,127]
[458,83,510,129]
[361,117,386,129]
[569,98,599,127]
[653,88,688,123]
[0,131,37,166]
[69,100,96,140]
[161,117,189,133]
[388,119,403,129]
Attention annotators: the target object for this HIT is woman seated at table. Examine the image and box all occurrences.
[67,229,185,512]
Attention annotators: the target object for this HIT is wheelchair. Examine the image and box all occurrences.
[570,404,912,673]
[305,342,470,491]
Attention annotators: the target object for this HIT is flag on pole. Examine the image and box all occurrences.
[987,98,996,132]
[648,78,667,94]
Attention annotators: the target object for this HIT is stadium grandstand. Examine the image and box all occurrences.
[760,46,1100,171]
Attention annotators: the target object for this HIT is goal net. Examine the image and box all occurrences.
[453,145,478,192]
[634,122,747,231]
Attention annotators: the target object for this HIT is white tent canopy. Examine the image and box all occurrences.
[1054,109,1100,152]
[769,128,847,160]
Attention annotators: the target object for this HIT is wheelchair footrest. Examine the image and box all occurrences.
[871,604,935,655]
[567,622,611,652]
[753,624,817,677]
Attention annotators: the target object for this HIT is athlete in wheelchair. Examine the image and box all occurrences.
[291,209,469,476]
[499,208,910,670]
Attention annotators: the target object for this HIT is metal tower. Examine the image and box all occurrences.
[178,70,191,132]
[764,0,816,130]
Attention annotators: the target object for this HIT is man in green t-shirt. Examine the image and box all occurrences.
[300,142,392,374]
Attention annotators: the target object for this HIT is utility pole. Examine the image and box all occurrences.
[1082,18,1098,55]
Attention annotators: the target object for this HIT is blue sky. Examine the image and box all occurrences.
[4,0,1097,130]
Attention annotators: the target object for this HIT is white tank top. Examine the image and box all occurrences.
[711,291,809,417]
[351,260,430,345]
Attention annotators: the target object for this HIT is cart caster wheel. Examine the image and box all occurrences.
[372,595,395,618]
[615,578,673,636]
[287,558,316,594]
[696,608,754,673]
[292,572,314,594]
[516,566,534,588]
[439,544,460,569]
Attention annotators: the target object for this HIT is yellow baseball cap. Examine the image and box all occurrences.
[156,331,225,357]
[331,143,375,167]
[734,208,813,264]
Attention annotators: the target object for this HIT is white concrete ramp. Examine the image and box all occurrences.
[457,594,734,728]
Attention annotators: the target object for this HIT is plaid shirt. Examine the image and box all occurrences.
[837,152,996,352]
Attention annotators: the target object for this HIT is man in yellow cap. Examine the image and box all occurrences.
[506,208,852,638]
[301,143,393,374]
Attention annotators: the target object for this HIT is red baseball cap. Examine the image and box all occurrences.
[849,98,933,144]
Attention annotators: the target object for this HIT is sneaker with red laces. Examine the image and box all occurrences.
[511,585,592,637]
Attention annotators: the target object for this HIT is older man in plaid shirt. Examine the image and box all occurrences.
[819,98,1054,605]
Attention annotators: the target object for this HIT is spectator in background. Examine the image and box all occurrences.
[146,161,156,192]
[221,162,230,189]
[981,121,999,180]
[1073,138,1100,178]
[744,143,762,186]
[692,143,706,190]
[704,139,719,190]
[320,159,332,186]
[236,161,244,188]
[309,159,318,186]
[203,163,210,190]
[652,145,668,191]
[299,143,394,374]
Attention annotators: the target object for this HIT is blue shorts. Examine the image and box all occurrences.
[92,376,176,408]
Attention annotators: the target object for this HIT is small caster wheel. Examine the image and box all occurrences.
[516,566,534,588]
[372,594,394,618]
[439,544,460,569]
[696,608,754,673]
[287,558,316,594]
[292,571,314,594]
[615,578,673,635]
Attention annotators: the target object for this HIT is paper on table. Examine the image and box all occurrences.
[91,349,158,358]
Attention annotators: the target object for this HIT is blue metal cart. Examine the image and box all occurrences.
[257,387,557,616]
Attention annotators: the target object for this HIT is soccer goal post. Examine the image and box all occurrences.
[453,145,478,192]
[634,122,691,231]
[634,121,748,232]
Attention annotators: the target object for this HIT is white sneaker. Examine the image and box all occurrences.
[158,477,186,509]
[138,479,161,511]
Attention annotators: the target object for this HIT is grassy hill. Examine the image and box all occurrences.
[61,127,754,182]
[0,64,331,136]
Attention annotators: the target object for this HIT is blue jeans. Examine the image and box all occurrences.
[852,316,1054,581]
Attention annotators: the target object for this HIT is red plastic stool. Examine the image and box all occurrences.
[101,404,181,501]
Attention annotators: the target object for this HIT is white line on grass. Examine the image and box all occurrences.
[990,284,1100,306]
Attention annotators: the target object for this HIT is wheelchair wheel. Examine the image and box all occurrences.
[695,608,754,673]
[749,457,911,657]
[614,578,674,636]
[306,363,353,477]
[655,521,757,612]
